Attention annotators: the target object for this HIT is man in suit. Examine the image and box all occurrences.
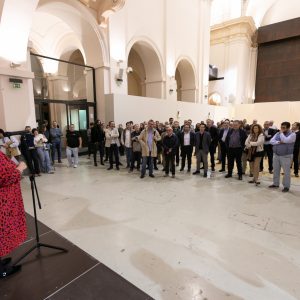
[193,124,211,177]
[91,120,105,166]
[172,121,181,167]
[225,120,247,180]
[206,119,219,171]
[218,119,230,172]
[260,121,277,174]
[179,124,195,172]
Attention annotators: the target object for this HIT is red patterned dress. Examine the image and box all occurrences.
[0,151,27,257]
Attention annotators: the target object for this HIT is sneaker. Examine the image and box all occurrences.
[282,187,289,193]
[48,170,55,174]
[73,165,78,168]
[269,184,279,188]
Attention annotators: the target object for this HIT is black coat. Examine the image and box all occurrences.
[206,126,219,146]
[263,128,277,142]
[162,133,178,155]
[91,125,105,143]
[179,131,195,148]
[225,129,247,149]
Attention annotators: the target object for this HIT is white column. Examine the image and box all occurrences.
[0,48,36,131]
[198,0,211,104]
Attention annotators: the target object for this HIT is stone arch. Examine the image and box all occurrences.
[175,57,197,102]
[127,37,165,99]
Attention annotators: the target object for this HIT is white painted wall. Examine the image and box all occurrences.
[108,0,211,103]
[105,94,230,125]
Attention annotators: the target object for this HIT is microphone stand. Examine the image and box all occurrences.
[14,135,67,265]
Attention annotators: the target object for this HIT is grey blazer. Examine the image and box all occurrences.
[195,131,211,153]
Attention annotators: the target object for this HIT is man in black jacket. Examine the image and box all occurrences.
[260,121,277,173]
[91,120,105,166]
[172,121,181,166]
[206,119,219,171]
[225,120,247,180]
[179,124,195,172]
[218,119,230,172]
[194,124,211,177]
[292,122,300,177]
[162,127,178,178]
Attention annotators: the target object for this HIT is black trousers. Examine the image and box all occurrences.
[175,146,180,165]
[165,153,175,175]
[109,144,119,167]
[294,148,299,175]
[105,147,109,160]
[181,146,193,170]
[131,151,141,170]
[209,143,217,168]
[260,144,273,171]
[228,147,243,176]
[94,142,104,163]
[220,141,227,170]
[26,149,40,175]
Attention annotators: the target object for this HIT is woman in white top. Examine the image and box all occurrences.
[0,129,20,159]
[245,124,265,185]
[33,128,54,174]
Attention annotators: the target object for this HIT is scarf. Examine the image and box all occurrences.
[246,133,258,162]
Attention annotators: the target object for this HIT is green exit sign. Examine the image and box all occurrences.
[13,83,21,89]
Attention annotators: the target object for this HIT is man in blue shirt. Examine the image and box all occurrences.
[50,121,63,164]
[269,122,296,192]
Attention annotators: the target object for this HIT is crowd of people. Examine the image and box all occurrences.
[0,117,299,192]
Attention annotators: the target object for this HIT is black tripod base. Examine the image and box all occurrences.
[14,242,68,266]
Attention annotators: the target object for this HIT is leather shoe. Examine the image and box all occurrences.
[225,174,232,178]
[193,171,200,175]
[269,184,279,188]
[282,187,289,192]
[238,175,242,180]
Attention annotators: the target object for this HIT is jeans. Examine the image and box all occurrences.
[109,144,119,168]
[141,156,153,176]
[125,147,132,167]
[66,147,79,166]
[37,147,52,173]
[51,140,61,162]
[273,154,293,188]
[228,147,243,176]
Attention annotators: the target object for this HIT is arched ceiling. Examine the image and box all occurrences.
[211,0,300,28]
[176,59,196,89]
[79,0,126,27]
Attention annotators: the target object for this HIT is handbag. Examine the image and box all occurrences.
[6,140,21,157]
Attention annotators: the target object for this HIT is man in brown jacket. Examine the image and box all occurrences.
[138,119,161,178]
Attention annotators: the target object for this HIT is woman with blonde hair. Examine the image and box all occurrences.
[245,124,265,185]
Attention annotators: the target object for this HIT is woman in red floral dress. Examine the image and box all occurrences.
[0,151,27,278]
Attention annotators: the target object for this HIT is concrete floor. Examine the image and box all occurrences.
[21,157,300,300]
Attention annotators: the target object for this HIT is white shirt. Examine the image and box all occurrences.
[125,130,131,148]
[184,132,190,146]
